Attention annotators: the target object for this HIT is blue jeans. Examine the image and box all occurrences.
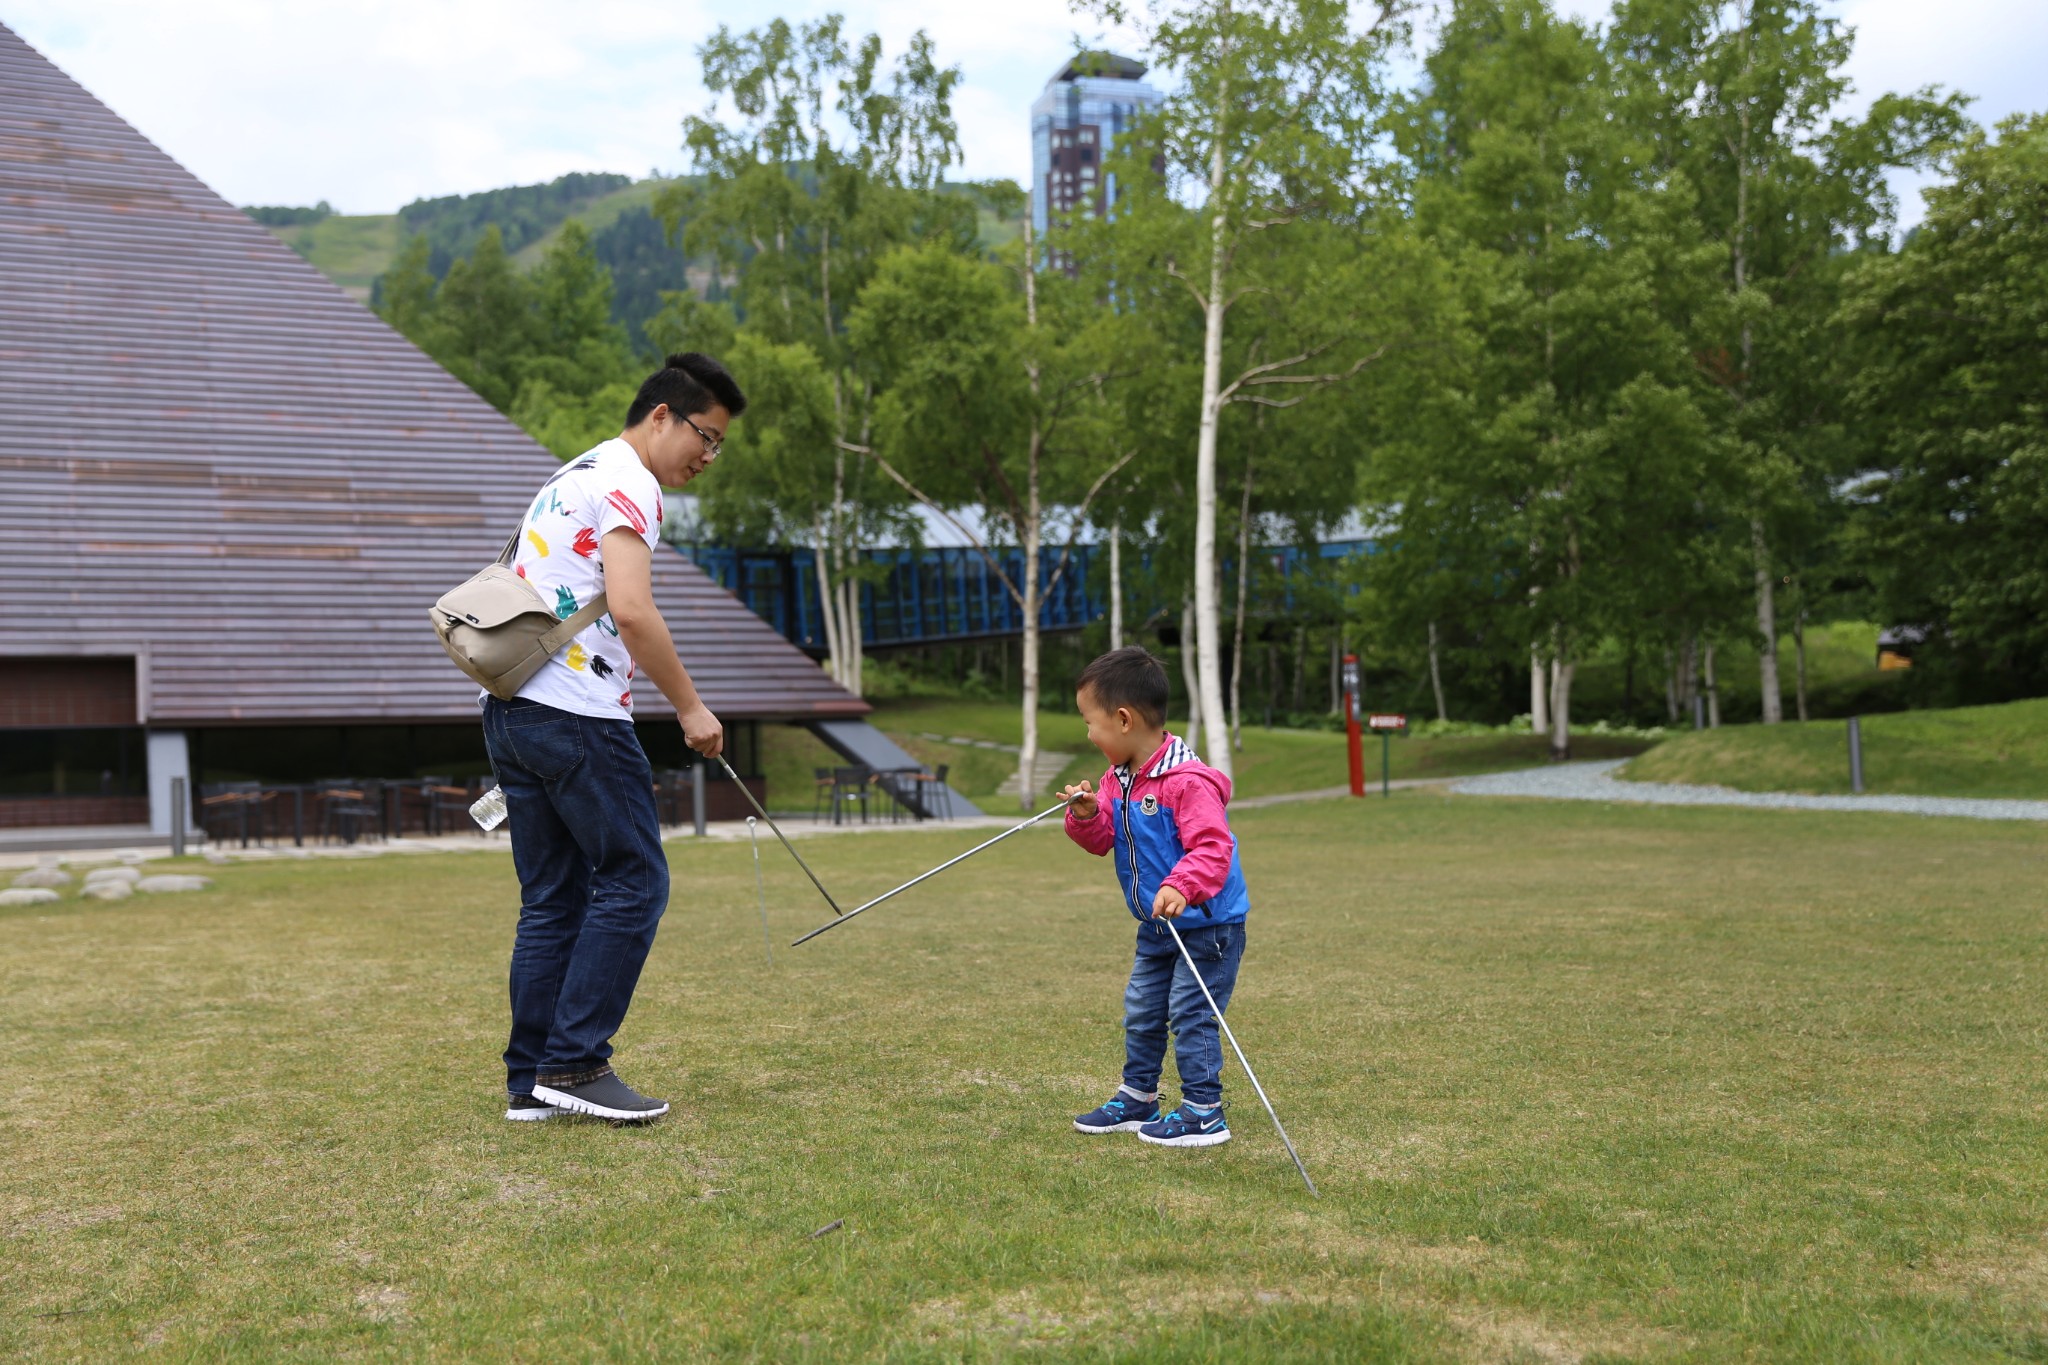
[1121,920,1245,1108]
[481,697,670,1095]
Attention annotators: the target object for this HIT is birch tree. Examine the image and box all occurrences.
[660,17,975,693]
[846,241,1137,807]
[1080,0,1413,779]
[1609,0,1967,722]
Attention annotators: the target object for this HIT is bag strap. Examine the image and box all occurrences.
[537,592,612,654]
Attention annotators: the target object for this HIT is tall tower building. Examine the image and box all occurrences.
[1029,53,1164,240]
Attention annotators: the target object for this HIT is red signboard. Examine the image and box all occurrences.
[1366,713,1407,732]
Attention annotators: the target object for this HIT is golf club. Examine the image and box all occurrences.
[746,816,772,966]
[791,797,1071,948]
[714,752,845,918]
[1162,916,1319,1198]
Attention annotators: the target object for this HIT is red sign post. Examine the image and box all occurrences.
[1341,654,1365,797]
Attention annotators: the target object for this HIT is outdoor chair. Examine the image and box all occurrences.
[200,781,271,847]
[315,780,381,845]
[418,777,473,836]
[830,766,873,825]
[655,769,693,826]
[900,763,953,821]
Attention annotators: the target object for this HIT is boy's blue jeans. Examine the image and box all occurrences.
[481,696,670,1096]
[1122,919,1245,1108]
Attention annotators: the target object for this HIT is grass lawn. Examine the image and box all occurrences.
[1622,696,2048,799]
[10,797,2048,1359]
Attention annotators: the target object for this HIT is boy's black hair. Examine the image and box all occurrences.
[1075,646,1170,727]
[624,351,747,427]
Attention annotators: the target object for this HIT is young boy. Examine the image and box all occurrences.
[1060,646,1250,1148]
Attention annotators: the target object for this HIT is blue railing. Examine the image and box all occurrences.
[674,539,1375,652]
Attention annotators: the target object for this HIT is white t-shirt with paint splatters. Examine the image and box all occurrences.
[507,437,664,720]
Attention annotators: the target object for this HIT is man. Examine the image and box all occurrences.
[481,351,743,1124]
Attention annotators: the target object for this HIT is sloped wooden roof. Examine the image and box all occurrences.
[0,23,865,726]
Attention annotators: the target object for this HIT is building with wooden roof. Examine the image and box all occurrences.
[0,22,871,837]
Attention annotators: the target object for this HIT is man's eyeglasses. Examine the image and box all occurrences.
[681,413,723,459]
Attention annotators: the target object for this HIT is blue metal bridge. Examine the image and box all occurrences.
[674,540,1374,652]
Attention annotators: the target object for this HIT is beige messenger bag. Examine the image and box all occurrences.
[429,517,610,701]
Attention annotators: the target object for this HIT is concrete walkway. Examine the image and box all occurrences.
[1451,759,2048,823]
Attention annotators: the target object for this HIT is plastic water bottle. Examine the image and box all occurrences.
[470,785,509,831]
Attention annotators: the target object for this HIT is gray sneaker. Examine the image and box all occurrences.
[532,1072,669,1122]
[505,1093,558,1122]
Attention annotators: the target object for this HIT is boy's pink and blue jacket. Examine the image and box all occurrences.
[1064,734,1250,943]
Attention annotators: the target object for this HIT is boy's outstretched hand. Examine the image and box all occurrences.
[1151,885,1189,919]
[1061,779,1098,820]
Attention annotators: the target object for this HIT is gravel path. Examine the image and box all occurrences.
[1451,759,2048,823]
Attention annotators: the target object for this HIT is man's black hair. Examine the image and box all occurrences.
[624,351,747,427]
[1075,646,1170,727]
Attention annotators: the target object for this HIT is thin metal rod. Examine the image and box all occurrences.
[791,799,1069,948]
[747,817,772,967]
[1162,917,1319,1198]
[715,753,845,917]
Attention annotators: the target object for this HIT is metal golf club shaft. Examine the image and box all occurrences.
[715,753,846,917]
[746,817,772,966]
[791,798,1070,947]
[1163,917,1319,1198]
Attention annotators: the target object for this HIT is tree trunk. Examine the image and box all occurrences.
[1291,625,1305,712]
[1179,597,1203,754]
[1428,621,1448,723]
[1794,607,1810,722]
[1663,646,1679,723]
[812,514,840,678]
[1328,632,1341,716]
[1549,656,1575,761]
[1108,518,1124,651]
[1752,518,1783,723]
[1017,214,1046,810]
[1229,455,1253,751]
[1530,645,1550,734]
[1019,533,1041,811]
[1190,4,1235,780]
[1704,641,1720,729]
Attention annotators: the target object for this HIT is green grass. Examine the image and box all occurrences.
[268,214,402,301]
[8,798,2048,1359]
[1568,621,1908,725]
[1621,696,2048,799]
[858,698,1653,805]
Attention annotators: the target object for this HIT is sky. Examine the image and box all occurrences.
[6,0,2042,226]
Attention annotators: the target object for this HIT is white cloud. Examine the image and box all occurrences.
[6,0,2039,218]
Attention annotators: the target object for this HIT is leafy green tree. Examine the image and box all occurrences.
[1608,0,1969,722]
[657,16,974,693]
[1079,0,1414,779]
[430,227,533,411]
[1841,115,2048,699]
[1378,0,1732,757]
[848,237,1137,805]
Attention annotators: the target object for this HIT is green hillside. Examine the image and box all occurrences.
[255,174,1028,323]
[1619,696,2048,799]
[268,213,402,302]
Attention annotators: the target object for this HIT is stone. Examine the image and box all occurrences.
[0,887,61,906]
[203,850,232,865]
[81,881,133,901]
[11,867,72,889]
[83,866,142,887]
[135,875,212,894]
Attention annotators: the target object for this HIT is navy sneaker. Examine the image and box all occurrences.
[1138,1102,1231,1147]
[1074,1089,1160,1134]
